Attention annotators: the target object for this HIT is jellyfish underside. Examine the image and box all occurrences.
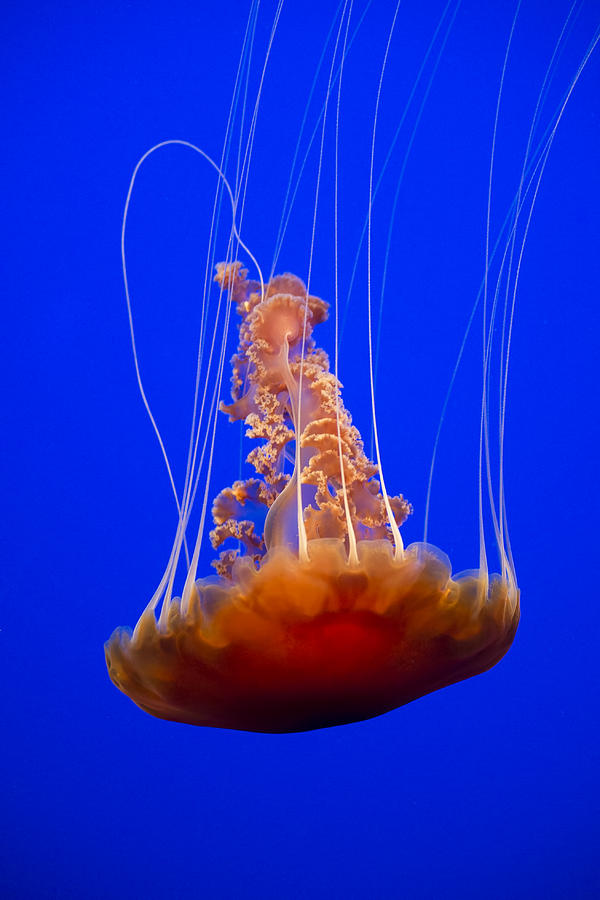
[105,263,519,733]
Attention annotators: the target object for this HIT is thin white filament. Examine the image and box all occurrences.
[366,0,404,558]
[123,140,261,621]
[478,0,522,586]
[295,1,350,563]
[333,0,359,565]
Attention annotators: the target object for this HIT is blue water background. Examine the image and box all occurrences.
[2,1,600,898]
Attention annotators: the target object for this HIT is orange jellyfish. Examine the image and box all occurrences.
[105,260,519,733]
[102,0,564,733]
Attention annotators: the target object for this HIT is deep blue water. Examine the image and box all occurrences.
[3,1,600,898]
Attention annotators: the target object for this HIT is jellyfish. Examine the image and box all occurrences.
[105,258,519,733]
[105,0,598,733]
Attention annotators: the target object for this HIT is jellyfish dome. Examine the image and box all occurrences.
[105,263,519,733]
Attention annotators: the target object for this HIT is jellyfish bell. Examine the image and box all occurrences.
[106,544,518,734]
[105,262,519,733]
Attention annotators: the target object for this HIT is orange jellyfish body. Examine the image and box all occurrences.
[105,263,519,733]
